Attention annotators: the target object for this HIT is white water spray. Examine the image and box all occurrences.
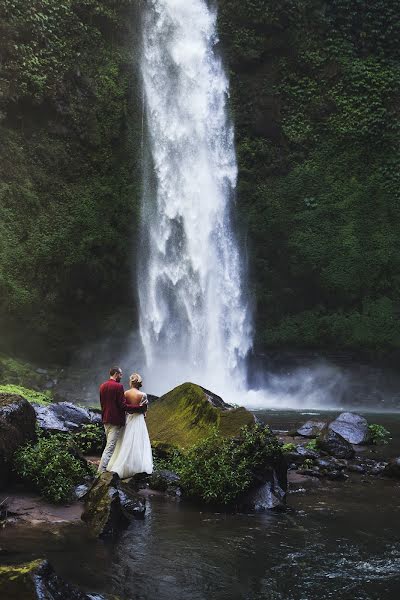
[139,0,252,398]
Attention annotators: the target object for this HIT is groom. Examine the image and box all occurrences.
[98,366,147,473]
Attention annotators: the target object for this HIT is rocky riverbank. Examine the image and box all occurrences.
[1,375,400,598]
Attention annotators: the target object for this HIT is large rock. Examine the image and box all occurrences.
[383,457,400,479]
[317,427,355,459]
[297,420,326,438]
[82,472,145,538]
[238,455,287,512]
[0,559,106,600]
[148,469,182,496]
[81,472,129,538]
[146,382,254,449]
[0,393,36,488]
[329,412,370,445]
[33,401,100,432]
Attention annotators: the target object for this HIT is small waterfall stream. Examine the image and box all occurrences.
[139,0,252,397]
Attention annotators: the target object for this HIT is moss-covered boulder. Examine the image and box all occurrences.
[0,392,36,488]
[146,382,254,449]
[0,559,107,599]
[82,472,127,538]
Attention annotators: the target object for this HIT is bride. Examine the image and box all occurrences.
[107,373,153,478]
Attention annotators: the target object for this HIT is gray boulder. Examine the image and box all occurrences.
[329,412,370,445]
[317,427,355,459]
[148,469,181,496]
[0,393,36,488]
[33,401,98,432]
[238,471,286,511]
[297,420,326,438]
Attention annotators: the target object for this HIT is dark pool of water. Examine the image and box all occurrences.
[1,411,399,600]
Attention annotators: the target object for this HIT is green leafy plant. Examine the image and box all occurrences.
[305,439,318,451]
[165,425,282,505]
[13,434,89,503]
[73,424,105,454]
[302,458,314,470]
[282,442,296,453]
[368,424,391,445]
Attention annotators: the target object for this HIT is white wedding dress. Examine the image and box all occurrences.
[107,395,153,479]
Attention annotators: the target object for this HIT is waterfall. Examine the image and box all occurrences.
[138,0,252,399]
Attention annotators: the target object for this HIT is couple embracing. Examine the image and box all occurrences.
[97,367,153,478]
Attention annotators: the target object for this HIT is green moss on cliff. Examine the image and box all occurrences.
[0,355,43,387]
[0,0,142,357]
[0,385,51,405]
[218,0,400,356]
[147,382,254,449]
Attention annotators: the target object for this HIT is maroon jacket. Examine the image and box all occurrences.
[99,379,146,426]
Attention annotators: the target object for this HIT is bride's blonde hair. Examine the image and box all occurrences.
[129,373,142,388]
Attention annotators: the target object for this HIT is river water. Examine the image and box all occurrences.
[1,410,399,600]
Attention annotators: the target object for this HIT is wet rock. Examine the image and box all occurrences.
[329,412,370,445]
[297,420,326,438]
[347,463,366,474]
[316,457,341,469]
[0,558,106,600]
[368,462,387,476]
[81,472,129,538]
[297,466,322,478]
[326,470,348,481]
[383,457,400,479]
[33,402,93,432]
[317,427,355,459]
[0,393,36,488]
[238,454,287,512]
[121,472,150,492]
[148,469,181,496]
[285,445,319,466]
[118,490,146,519]
[74,483,90,500]
[238,472,286,511]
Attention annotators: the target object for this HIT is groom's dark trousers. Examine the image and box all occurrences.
[98,379,146,473]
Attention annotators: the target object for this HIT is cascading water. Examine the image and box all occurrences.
[139,0,252,398]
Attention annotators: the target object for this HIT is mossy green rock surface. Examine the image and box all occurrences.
[0,392,36,488]
[0,559,100,599]
[82,472,129,538]
[147,382,254,449]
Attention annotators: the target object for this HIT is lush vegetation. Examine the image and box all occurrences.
[0,384,52,405]
[73,423,105,454]
[0,0,399,360]
[368,423,391,445]
[218,0,400,356]
[154,424,282,505]
[13,431,90,503]
[0,0,141,358]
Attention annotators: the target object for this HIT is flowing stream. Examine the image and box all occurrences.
[138,0,252,397]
